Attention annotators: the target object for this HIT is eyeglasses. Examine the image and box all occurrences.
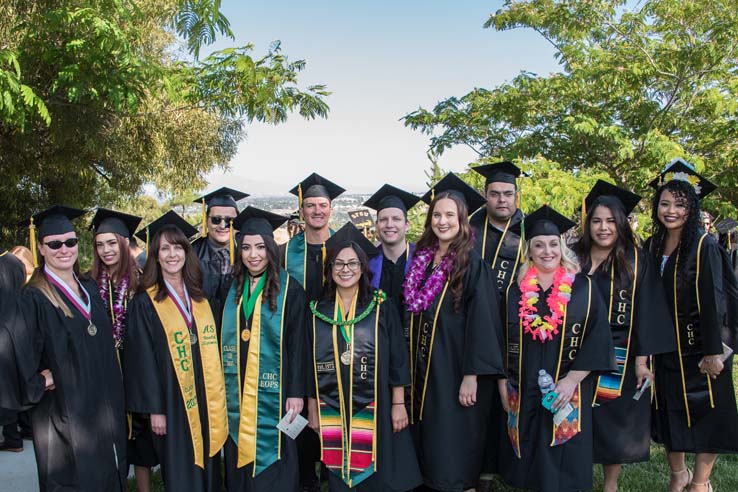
[44,238,79,250]
[209,216,236,226]
[332,260,361,272]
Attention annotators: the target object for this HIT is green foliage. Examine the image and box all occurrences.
[403,0,738,221]
[0,0,329,246]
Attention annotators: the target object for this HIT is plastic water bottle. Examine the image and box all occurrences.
[538,369,555,395]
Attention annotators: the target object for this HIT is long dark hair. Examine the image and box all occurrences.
[91,232,140,294]
[416,191,475,312]
[232,233,281,312]
[574,196,635,284]
[649,180,701,275]
[138,225,205,302]
[321,241,373,306]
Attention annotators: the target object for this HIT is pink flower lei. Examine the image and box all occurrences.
[518,265,575,343]
[403,244,455,314]
[98,268,130,349]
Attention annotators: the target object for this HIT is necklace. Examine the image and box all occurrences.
[403,244,455,314]
[519,266,574,343]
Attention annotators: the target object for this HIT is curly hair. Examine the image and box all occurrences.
[649,180,701,277]
[416,191,475,312]
[232,233,282,312]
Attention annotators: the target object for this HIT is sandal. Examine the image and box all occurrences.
[689,481,713,492]
[668,468,692,492]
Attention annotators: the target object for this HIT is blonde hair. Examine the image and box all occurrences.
[517,236,580,286]
[26,257,79,318]
[10,245,34,280]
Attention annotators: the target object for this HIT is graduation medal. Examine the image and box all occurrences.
[340,346,352,365]
[189,330,198,344]
[241,328,251,342]
[87,322,97,336]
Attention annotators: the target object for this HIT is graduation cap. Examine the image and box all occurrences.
[25,205,88,267]
[194,186,249,237]
[90,208,142,239]
[420,173,487,214]
[233,206,288,238]
[648,158,717,198]
[523,205,576,239]
[583,180,642,217]
[324,222,379,259]
[135,211,198,251]
[715,218,738,235]
[472,161,522,186]
[289,173,345,208]
[363,184,420,215]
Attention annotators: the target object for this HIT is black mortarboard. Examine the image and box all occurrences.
[194,187,249,211]
[135,210,198,243]
[363,184,420,214]
[90,208,142,238]
[715,218,738,235]
[584,180,642,217]
[324,222,379,258]
[28,205,87,239]
[289,173,345,207]
[648,158,717,198]
[233,206,288,238]
[420,173,486,214]
[523,205,576,239]
[472,161,522,186]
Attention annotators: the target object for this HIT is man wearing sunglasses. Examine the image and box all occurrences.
[192,187,249,331]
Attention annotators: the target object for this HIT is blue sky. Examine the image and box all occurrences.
[204,0,561,195]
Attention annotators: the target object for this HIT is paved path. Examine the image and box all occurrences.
[0,436,38,492]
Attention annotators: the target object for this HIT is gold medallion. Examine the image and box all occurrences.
[340,350,352,365]
[241,329,251,342]
[87,322,97,336]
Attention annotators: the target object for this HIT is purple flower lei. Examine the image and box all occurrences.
[98,268,129,348]
[403,244,455,314]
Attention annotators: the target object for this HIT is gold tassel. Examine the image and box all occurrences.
[229,219,235,266]
[298,183,303,209]
[29,217,38,268]
[581,196,586,234]
[321,241,327,284]
[201,198,207,237]
[431,188,435,202]
[517,174,523,210]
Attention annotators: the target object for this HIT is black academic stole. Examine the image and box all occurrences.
[312,299,379,488]
[473,209,524,295]
[506,277,593,456]
[593,248,638,406]
[409,282,450,423]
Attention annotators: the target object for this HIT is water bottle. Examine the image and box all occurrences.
[538,369,555,395]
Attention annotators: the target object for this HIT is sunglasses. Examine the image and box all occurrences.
[209,216,236,226]
[44,238,79,250]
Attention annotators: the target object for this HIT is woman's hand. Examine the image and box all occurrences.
[459,375,477,407]
[307,398,320,433]
[285,398,304,423]
[635,358,653,389]
[699,356,724,379]
[391,403,409,433]
[552,376,577,412]
[498,378,509,412]
[40,369,55,391]
[150,414,167,436]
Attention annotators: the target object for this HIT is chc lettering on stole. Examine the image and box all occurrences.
[359,356,369,380]
[174,330,191,372]
[686,323,696,346]
[568,323,582,361]
[496,260,511,289]
[615,289,629,325]
[259,371,280,392]
[419,321,430,359]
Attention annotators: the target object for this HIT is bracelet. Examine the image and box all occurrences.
[392,402,405,405]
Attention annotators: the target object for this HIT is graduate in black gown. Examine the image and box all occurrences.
[280,173,345,490]
[191,187,249,329]
[220,206,308,492]
[90,208,159,490]
[573,181,676,492]
[645,160,738,492]
[499,205,615,492]
[124,211,228,492]
[306,223,422,492]
[405,174,505,492]
[5,205,128,491]
[469,161,526,490]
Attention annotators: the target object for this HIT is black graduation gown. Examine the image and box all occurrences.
[587,247,676,464]
[647,234,738,453]
[123,292,222,492]
[10,279,127,492]
[279,240,326,302]
[309,297,422,492]
[192,236,234,329]
[500,274,614,492]
[223,276,308,492]
[0,250,26,412]
[410,251,505,492]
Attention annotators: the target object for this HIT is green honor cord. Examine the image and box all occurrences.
[242,274,267,320]
[309,290,387,328]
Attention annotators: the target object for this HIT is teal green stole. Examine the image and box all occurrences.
[222,270,288,475]
[284,230,334,288]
